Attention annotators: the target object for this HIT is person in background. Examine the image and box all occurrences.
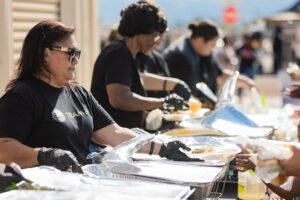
[0,20,198,173]
[100,25,122,51]
[164,20,255,107]
[272,26,283,74]
[236,32,262,80]
[91,1,190,129]
[213,36,239,71]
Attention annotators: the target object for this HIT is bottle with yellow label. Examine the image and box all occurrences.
[238,170,265,200]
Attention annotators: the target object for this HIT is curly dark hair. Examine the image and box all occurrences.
[6,20,75,90]
[118,0,167,37]
[188,20,219,42]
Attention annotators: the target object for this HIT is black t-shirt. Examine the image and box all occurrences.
[136,50,171,98]
[164,38,223,99]
[91,40,145,128]
[0,77,114,164]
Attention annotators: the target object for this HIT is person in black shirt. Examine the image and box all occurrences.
[136,35,191,99]
[164,20,255,106]
[0,20,198,173]
[136,51,170,98]
[91,1,189,128]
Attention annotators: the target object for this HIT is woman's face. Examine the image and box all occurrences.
[192,37,218,57]
[137,31,161,54]
[44,35,80,87]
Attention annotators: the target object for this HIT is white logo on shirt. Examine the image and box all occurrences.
[52,109,66,122]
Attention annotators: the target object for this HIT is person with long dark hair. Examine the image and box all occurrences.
[0,20,197,172]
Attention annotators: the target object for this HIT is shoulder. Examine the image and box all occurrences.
[101,40,130,58]
[164,37,187,55]
[7,78,40,98]
[68,83,90,98]
[152,50,163,59]
[0,78,40,108]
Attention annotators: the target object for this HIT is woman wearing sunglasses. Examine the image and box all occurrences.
[0,20,197,173]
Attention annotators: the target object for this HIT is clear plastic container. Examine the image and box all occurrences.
[238,170,265,200]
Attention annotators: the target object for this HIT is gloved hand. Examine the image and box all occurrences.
[37,147,83,173]
[163,93,186,111]
[159,141,203,162]
[171,82,191,101]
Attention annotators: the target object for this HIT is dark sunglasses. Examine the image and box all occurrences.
[47,45,81,62]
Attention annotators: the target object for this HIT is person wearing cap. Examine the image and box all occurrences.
[164,20,255,107]
[91,0,190,128]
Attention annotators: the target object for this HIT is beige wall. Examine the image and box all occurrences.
[61,0,100,90]
[0,0,13,95]
[0,0,100,95]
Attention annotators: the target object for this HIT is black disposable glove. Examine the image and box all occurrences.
[159,141,203,162]
[37,147,83,173]
[171,82,191,101]
[163,93,186,111]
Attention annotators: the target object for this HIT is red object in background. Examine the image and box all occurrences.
[292,110,300,118]
[222,6,239,25]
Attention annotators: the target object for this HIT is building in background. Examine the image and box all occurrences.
[0,0,100,94]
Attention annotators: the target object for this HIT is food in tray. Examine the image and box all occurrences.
[163,111,185,121]
[183,142,241,161]
[165,128,222,137]
[188,98,202,113]
[163,106,209,122]
[282,143,291,149]
[191,147,216,154]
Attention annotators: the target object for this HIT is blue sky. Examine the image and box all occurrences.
[98,0,299,27]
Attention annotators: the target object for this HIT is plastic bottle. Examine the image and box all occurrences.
[238,170,265,200]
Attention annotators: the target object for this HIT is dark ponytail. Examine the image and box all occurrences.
[188,20,219,42]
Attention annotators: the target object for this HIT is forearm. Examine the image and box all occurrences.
[236,74,255,88]
[112,91,163,111]
[217,69,255,88]
[266,182,297,199]
[0,138,39,168]
[92,125,161,155]
[216,73,229,86]
[140,72,178,91]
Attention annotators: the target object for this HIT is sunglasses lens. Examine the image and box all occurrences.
[68,49,81,62]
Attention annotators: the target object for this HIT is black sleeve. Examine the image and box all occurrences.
[153,51,171,76]
[165,51,194,88]
[76,86,115,131]
[0,91,34,142]
[90,93,115,131]
[103,49,133,87]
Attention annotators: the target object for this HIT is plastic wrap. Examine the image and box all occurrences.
[201,104,273,138]
[215,71,239,108]
[2,166,193,200]
[195,82,218,103]
[89,132,155,176]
